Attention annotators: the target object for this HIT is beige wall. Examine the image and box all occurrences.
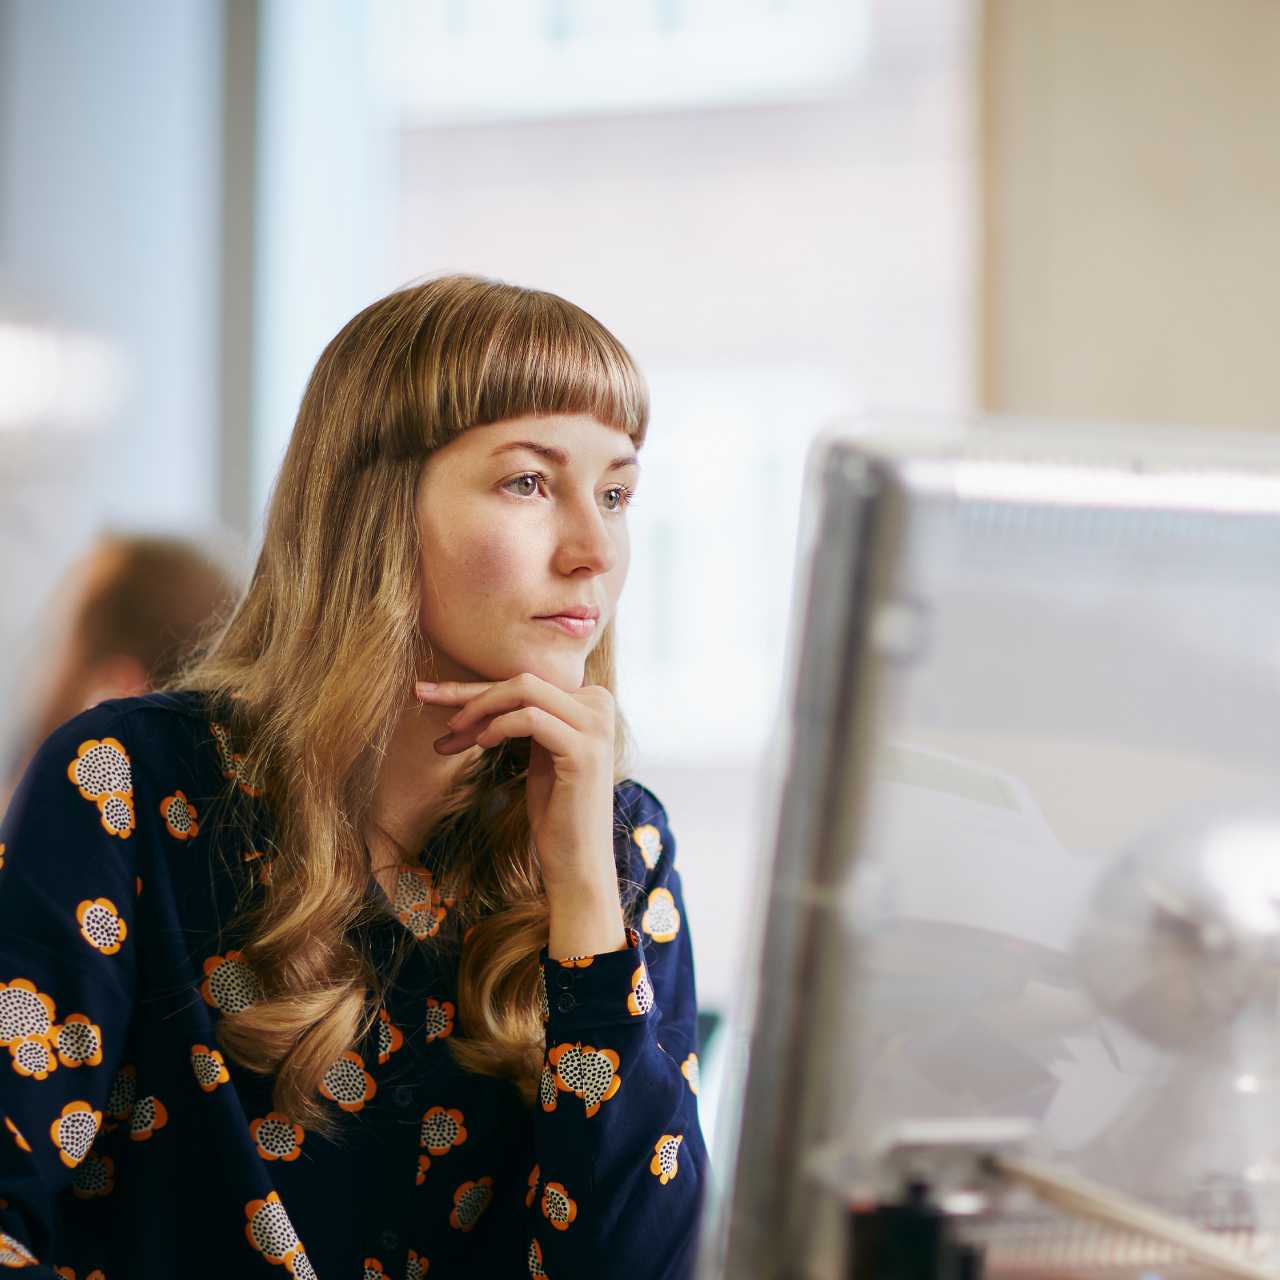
[981,0,1280,429]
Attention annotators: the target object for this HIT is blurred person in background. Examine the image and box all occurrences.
[1,533,238,809]
[0,274,706,1279]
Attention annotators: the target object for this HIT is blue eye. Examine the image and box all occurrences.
[502,471,636,513]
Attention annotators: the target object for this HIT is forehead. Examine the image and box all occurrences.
[437,413,639,469]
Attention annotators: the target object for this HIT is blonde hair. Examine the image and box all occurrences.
[173,274,648,1135]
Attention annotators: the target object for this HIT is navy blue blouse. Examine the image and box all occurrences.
[0,691,707,1278]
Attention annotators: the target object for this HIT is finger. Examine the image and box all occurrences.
[414,680,494,704]
[445,672,600,738]
[471,706,584,762]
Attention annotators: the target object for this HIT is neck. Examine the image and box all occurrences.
[366,692,484,865]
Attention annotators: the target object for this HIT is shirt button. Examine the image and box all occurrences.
[393,1085,414,1107]
[553,970,574,990]
[381,1229,400,1252]
[556,992,576,1013]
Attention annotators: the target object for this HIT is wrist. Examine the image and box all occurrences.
[546,882,626,960]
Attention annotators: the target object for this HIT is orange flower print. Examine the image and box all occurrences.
[650,1133,683,1185]
[0,977,57,1046]
[211,720,264,797]
[191,1043,231,1092]
[129,1095,168,1142]
[631,821,663,869]
[557,954,593,969]
[405,1250,428,1280]
[252,1112,304,1162]
[525,1163,540,1208]
[244,1189,305,1269]
[76,897,127,955]
[242,849,274,886]
[577,1046,621,1117]
[104,1063,137,1129]
[53,1014,104,1068]
[528,1237,548,1278]
[537,968,549,1024]
[159,790,199,840]
[70,1150,115,1199]
[641,886,681,943]
[423,998,454,1042]
[200,951,262,1014]
[363,1261,387,1279]
[4,1115,31,1153]
[11,1036,57,1080]
[420,1106,467,1157]
[547,1043,581,1095]
[55,1265,74,1278]
[538,1059,558,1113]
[320,1050,376,1113]
[392,865,450,940]
[627,964,654,1017]
[449,1177,493,1232]
[66,737,136,839]
[50,1100,102,1168]
[541,1181,577,1232]
[681,1052,700,1095]
[416,1154,430,1185]
[0,843,5,871]
[0,1230,38,1267]
[376,1007,404,1065]
[136,876,142,896]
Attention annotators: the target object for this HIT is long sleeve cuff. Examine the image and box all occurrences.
[538,926,657,1035]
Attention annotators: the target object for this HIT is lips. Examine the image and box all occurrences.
[535,605,599,621]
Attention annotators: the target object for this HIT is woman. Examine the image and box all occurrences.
[0,275,707,1278]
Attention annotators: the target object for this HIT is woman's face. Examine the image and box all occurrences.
[416,413,639,692]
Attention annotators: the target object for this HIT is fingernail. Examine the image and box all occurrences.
[416,681,438,693]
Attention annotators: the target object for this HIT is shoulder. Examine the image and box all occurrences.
[11,690,217,812]
[612,776,678,888]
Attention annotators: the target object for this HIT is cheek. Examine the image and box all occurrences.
[421,522,527,614]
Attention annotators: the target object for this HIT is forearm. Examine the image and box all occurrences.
[546,873,626,960]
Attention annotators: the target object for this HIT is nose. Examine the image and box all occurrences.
[554,492,618,577]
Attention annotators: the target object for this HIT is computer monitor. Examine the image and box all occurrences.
[703,415,1280,1279]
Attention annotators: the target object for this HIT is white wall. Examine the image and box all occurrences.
[0,0,224,738]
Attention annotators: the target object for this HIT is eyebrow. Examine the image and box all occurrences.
[489,441,640,472]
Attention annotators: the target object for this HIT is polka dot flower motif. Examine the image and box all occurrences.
[191,1043,231,1092]
[416,1154,430,1185]
[66,737,135,838]
[0,978,55,1044]
[419,1105,467,1157]
[641,886,681,943]
[538,1058,558,1113]
[320,1050,376,1113]
[541,1180,577,1232]
[244,1189,304,1270]
[0,843,5,872]
[103,1063,137,1129]
[525,1163,540,1209]
[627,964,654,1017]
[210,720,264,798]
[129,1094,168,1142]
[252,1112,304,1162]
[0,1230,38,1268]
[631,821,663,870]
[53,1014,104,1068]
[681,1052,700,1095]
[536,968,549,1025]
[50,1100,102,1168]
[242,848,274,886]
[404,1250,428,1280]
[546,1043,621,1118]
[650,1133,683,1186]
[70,1150,115,1199]
[393,865,452,941]
[200,951,262,1014]
[76,897,127,956]
[528,1237,548,1278]
[449,1177,493,1233]
[376,1007,404,1065]
[423,997,454,1042]
[159,790,199,841]
[11,1034,56,1081]
[362,1259,387,1279]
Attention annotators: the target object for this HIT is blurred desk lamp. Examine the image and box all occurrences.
[700,415,1280,1280]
